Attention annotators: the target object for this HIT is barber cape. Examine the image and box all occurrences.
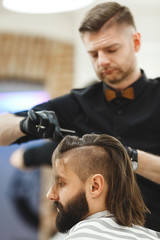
[64,210,160,240]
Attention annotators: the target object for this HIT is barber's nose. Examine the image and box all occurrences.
[46,186,59,201]
[98,51,110,67]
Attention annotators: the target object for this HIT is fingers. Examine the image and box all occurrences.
[42,112,55,138]
[23,110,62,139]
[28,109,38,121]
[35,110,61,139]
[10,148,26,170]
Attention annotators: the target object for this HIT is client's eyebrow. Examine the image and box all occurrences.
[55,175,66,182]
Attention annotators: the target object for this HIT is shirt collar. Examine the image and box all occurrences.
[130,69,148,98]
[103,69,148,100]
[85,210,113,220]
[67,210,113,236]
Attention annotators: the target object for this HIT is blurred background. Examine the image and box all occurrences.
[0,0,160,240]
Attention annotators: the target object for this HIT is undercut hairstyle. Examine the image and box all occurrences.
[79,2,136,33]
[52,134,149,227]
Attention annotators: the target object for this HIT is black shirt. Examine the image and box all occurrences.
[16,70,160,231]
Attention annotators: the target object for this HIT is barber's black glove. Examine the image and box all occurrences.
[125,146,138,171]
[20,110,62,140]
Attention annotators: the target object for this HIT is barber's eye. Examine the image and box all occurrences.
[90,53,98,58]
[108,49,117,53]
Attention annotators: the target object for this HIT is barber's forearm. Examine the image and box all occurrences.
[0,113,25,145]
[135,150,160,184]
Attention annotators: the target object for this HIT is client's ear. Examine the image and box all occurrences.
[89,174,104,198]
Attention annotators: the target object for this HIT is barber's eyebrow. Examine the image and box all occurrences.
[105,43,120,49]
[88,43,120,53]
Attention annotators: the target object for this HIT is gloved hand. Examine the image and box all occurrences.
[20,110,62,140]
[125,146,138,171]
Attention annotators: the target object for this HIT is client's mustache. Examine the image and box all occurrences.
[54,201,64,212]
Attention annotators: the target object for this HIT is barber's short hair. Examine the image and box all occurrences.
[79,2,136,33]
[52,134,148,227]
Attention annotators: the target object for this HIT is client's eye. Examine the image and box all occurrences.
[58,180,65,187]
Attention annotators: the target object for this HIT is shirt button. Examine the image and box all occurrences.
[117,110,122,115]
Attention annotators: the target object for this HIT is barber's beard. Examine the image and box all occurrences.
[54,191,89,233]
[99,65,134,86]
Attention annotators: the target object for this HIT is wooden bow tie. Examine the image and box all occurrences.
[105,87,134,102]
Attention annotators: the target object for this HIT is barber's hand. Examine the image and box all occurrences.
[20,110,62,140]
[125,146,138,171]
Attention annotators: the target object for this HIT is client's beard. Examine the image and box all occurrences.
[54,191,89,233]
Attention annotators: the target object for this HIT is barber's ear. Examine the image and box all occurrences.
[89,174,104,198]
[133,32,141,52]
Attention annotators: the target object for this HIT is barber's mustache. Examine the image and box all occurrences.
[100,66,116,72]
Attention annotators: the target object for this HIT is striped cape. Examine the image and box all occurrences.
[64,211,160,240]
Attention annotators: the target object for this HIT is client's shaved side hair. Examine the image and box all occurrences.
[52,134,148,227]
